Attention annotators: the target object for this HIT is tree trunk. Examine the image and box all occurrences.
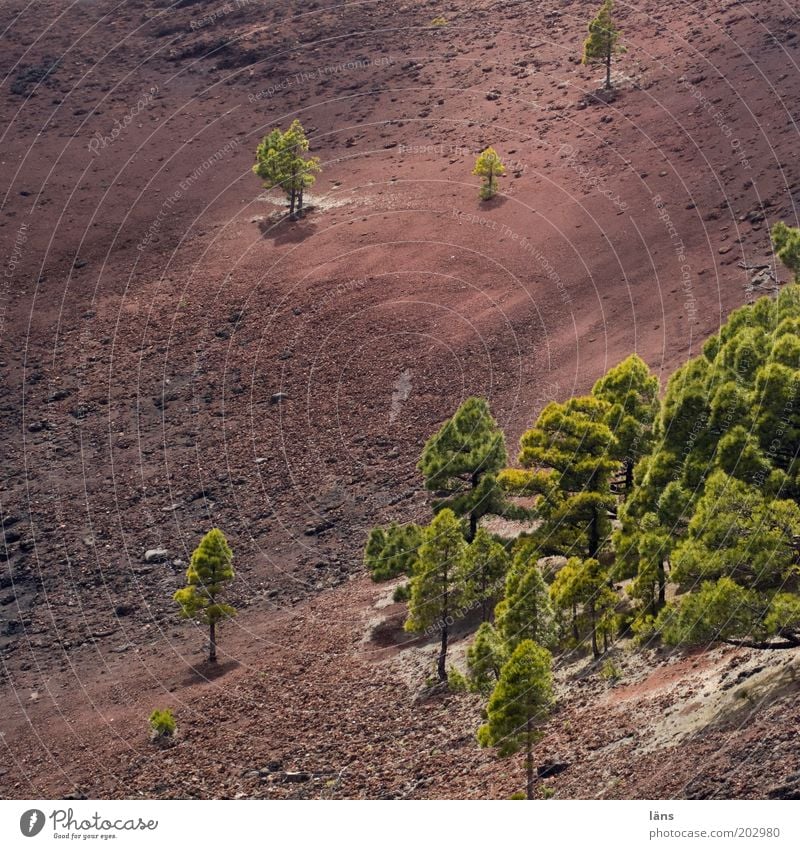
[297,186,304,218]
[437,622,448,681]
[469,511,478,544]
[288,186,296,216]
[657,560,667,607]
[438,568,449,681]
[468,470,480,543]
[572,602,579,642]
[590,601,599,659]
[481,569,489,622]
[625,459,633,494]
[209,621,217,663]
[605,42,612,90]
[526,722,534,800]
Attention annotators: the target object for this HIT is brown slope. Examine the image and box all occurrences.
[1,0,799,798]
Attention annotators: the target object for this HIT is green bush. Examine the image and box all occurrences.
[392,582,411,603]
[600,658,621,682]
[447,666,469,693]
[149,708,176,743]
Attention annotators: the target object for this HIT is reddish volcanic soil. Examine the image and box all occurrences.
[2,0,800,798]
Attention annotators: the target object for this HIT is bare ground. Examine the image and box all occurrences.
[2,0,800,798]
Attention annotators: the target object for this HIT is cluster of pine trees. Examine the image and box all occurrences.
[364,223,800,796]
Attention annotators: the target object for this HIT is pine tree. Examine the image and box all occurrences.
[654,472,800,648]
[478,640,554,799]
[253,119,321,218]
[174,528,236,662]
[459,527,510,620]
[772,221,800,280]
[624,512,670,620]
[502,396,618,560]
[405,509,467,680]
[550,556,616,657]
[466,621,507,693]
[495,542,556,651]
[671,471,800,592]
[656,577,767,647]
[582,0,624,91]
[472,147,506,200]
[592,354,659,495]
[364,522,422,581]
[418,396,507,541]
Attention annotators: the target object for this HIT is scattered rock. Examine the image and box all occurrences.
[280,772,311,783]
[537,760,570,778]
[144,548,169,564]
[767,772,800,799]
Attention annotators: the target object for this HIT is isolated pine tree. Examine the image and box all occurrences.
[459,527,510,620]
[253,119,321,217]
[472,147,506,200]
[478,640,554,799]
[418,396,507,541]
[174,528,236,662]
[582,0,624,90]
[405,509,467,681]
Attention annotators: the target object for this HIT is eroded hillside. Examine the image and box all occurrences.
[1,0,799,798]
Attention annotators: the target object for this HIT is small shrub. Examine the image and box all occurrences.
[509,791,526,800]
[11,59,59,96]
[539,784,556,799]
[392,582,411,603]
[630,612,657,643]
[447,666,469,693]
[600,658,621,682]
[149,708,176,743]
[430,16,448,26]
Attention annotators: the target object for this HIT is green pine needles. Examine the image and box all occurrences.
[253,119,321,219]
[582,0,625,91]
[360,228,800,797]
[418,396,508,541]
[174,528,237,662]
[478,640,555,799]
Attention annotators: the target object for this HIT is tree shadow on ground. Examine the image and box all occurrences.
[367,602,487,652]
[478,194,509,211]
[180,657,240,686]
[258,207,318,244]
